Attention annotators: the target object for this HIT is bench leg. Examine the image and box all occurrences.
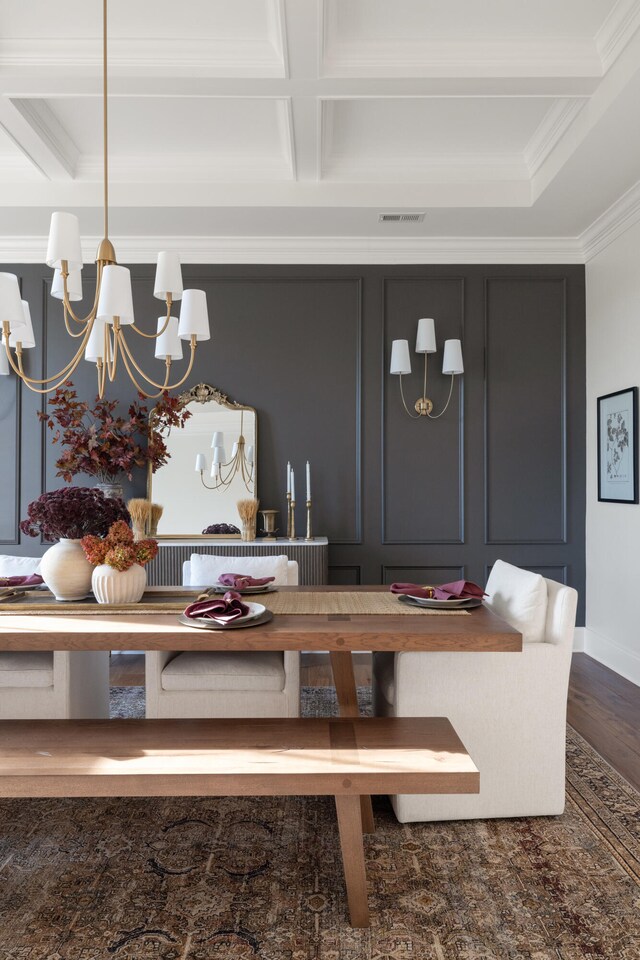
[334,794,370,928]
[330,651,375,834]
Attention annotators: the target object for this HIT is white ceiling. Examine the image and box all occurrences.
[1,0,640,262]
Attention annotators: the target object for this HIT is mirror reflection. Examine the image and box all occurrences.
[149,383,257,536]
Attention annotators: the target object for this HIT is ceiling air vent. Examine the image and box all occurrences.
[379,212,425,223]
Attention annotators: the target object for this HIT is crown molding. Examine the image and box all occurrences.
[580,178,640,260]
[596,0,640,72]
[524,98,587,177]
[0,234,584,265]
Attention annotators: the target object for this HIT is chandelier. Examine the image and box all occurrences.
[390,318,463,419]
[195,414,255,492]
[0,0,210,399]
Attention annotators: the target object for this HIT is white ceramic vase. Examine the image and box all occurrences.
[92,563,146,604]
[40,538,93,601]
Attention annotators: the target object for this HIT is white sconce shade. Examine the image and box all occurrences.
[154,251,183,301]
[212,446,226,465]
[51,267,83,302]
[97,265,135,325]
[46,212,83,271]
[390,339,412,375]
[178,289,210,341]
[442,339,464,375]
[7,301,36,349]
[154,316,182,361]
[415,318,436,354]
[211,431,224,449]
[0,273,27,334]
[195,453,206,472]
[246,444,255,464]
[85,317,107,362]
[0,346,8,375]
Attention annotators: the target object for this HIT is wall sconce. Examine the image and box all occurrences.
[390,318,463,419]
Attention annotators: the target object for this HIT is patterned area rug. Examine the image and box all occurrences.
[0,688,638,959]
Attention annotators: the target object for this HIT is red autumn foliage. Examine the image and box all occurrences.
[39,383,191,483]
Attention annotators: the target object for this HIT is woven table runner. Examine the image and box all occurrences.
[262,592,470,616]
[0,589,470,616]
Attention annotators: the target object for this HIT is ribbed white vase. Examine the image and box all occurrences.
[92,563,146,604]
[40,538,93,601]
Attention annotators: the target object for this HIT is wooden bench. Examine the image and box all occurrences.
[0,716,479,927]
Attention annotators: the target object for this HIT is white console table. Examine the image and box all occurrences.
[147,537,329,586]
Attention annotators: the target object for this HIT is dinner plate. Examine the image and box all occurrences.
[179,603,273,630]
[399,594,483,610]
[211,584,278,595]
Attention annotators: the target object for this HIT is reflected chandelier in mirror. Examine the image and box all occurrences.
[148,383,257,537]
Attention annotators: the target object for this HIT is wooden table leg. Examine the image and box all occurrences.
[335,794,370,928]
[329,651,375,834]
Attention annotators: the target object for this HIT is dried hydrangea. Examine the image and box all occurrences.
[81,520,159,572]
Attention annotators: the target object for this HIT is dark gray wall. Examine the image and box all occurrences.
[0,263,586,621]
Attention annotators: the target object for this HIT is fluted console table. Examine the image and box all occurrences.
[147,537,329,587]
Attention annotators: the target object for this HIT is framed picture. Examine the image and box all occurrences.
[597,387,638,503]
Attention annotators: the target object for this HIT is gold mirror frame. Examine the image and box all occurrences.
[147,382,258,539]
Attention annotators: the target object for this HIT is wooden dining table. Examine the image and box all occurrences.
[0,584,521,926]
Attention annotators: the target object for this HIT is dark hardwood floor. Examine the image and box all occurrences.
[110,651,640,790]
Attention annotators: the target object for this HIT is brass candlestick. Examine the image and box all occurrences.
[286,491,292,538]
[305,499,314,541]
[288,498,298,540]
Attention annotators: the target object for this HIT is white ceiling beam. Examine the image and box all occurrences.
[283,0,321,181]
[0,97,78,180]
[0,178,531,209]
[0,74,601,100]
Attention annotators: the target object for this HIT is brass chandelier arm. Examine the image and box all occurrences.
[61,260,104,326]
[117,327,197,397]
[130,296,173,339]
[104,319,119,383]
[2,319,93,387]
[398,375,422,419]
[62,302,93,337]
[426,375,456,419]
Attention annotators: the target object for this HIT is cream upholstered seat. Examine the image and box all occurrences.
[145,554,300,718]
[373,560,578,823]
[0,555,109,719]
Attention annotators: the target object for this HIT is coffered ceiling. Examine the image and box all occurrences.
[0,0,640,261]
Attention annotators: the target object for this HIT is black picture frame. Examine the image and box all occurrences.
[597,387,639,503]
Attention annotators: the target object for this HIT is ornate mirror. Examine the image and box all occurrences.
[149,383,257,537]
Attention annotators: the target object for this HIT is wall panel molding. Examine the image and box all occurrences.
[484,276,568,545]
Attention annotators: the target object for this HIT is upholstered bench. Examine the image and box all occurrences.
[0,715,478,927]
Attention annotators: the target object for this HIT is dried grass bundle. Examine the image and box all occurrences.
[237,498,259,541]
[127,498,152,540]
[149,503,164,537]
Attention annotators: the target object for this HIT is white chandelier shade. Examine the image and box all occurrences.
[96,264,135,325]
[85,317,107,363]
[154,252,183,301]
[0,274,26,333]
[46,212,83,272]
[178,289,211,341]
[51,267,83,302]
[154,316,183,361]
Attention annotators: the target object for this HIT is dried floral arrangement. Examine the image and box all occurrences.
[39,383,192,484]
[81,520,158,572]
[20,487,130,542]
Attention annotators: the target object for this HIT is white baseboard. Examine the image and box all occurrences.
[583,627,640,687]
[573,627,586,652]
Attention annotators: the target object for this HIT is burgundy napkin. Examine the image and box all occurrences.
[183,590,250,623]
[390,580,486,601]
[217,573,275,589]
[0,574,44,588]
